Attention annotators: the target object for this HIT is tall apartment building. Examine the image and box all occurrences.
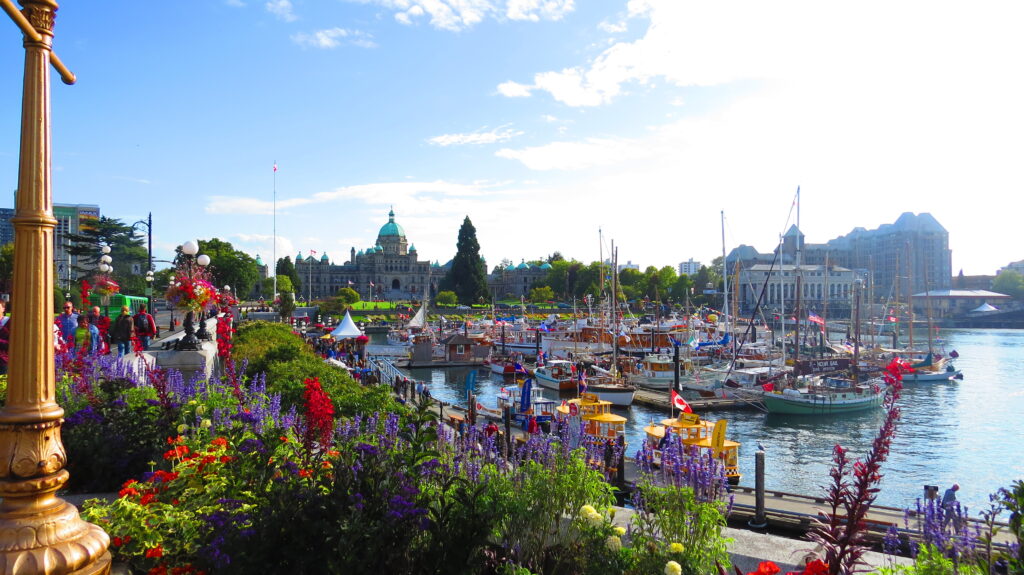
[0,203,100,293]
[678,258,701,276]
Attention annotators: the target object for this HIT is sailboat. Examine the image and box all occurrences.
[386,298,428,346]
[762,189,889,415]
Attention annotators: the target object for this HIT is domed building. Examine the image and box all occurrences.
[487,259,549,299]
[293,209,437,301]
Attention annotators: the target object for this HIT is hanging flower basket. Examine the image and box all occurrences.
[165,271,216,314]
[92,275,120,297]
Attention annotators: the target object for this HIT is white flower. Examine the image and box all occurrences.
[605,535,621,552]
[200,419,212,429]
[195,405,206,416]
[584,510,604,527]
[665,560,682,575]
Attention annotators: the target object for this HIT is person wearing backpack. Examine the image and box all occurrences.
[110,305,135,357]
[133,306,157,350]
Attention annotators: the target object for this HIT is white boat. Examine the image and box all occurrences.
[624,353,694,390]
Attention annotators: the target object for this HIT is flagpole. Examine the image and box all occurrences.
[272,161,277,304]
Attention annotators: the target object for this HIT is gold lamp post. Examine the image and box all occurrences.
[0,0,111,573]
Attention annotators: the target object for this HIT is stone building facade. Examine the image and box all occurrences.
[289,209,440,301]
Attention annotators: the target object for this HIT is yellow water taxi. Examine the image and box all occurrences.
[643,412,741,484]
[556,392,627,441]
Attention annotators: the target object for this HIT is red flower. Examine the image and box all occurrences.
[145,545,164,559]
[112,537,123,547]
[748,562,781,575]
[302,376,335,452]
[211,437,228,448]
[801,560,829,575]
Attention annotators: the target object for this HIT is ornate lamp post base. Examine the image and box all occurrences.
[175,311,200,351]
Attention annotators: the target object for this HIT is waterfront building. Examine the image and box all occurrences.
[735,263,858,318]
[293,209,438,301]
[727,213,952,313]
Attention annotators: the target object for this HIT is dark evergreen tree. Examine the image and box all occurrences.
[440,217,488,305]
[275,256,302,294]
[65,216,148,295]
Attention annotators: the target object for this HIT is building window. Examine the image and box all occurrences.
[456,345,465,355]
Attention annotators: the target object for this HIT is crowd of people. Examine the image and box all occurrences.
[53,302,157,358]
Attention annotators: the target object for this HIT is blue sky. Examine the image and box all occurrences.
[1,0,1022,276]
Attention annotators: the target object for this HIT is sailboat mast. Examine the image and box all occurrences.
[721,210,728,330]
[779,233,786,368]
[793,187,802,368]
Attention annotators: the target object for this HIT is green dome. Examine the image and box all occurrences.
[320,253,329,262]
[296,251,303,261]
[378,209,405,238]
[539,262,552,270]
[255,254,264,266]
[516,260,530,270]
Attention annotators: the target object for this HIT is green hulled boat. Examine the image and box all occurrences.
[762,376,887,415]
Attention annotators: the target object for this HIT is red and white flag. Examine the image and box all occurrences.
[369,281,375,287]
[273,163,278,172]
[671,389,693,413]
[310,249,317,255]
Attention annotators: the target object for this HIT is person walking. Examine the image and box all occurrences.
[942,483,962,531]
[90,306,111,355]
[56,301,78,349]
[133,305,157,350]
[0,301,9,375]
[73,315,100,356]
[109,305,135,358]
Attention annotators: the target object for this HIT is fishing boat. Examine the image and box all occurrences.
[761,374,887,415]
[642,412,741,484]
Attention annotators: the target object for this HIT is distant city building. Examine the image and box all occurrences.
[292,209,438,301]
[678,258,701,276]
[727,212,952,312]
[999,260,1024,276]
[618,260,640,272]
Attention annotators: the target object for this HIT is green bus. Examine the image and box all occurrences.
[88,293,149,318]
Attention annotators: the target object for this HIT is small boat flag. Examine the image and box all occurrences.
[671,389,693,413]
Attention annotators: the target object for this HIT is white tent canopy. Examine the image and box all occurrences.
[330,311,364,339]
[970,302,999,313]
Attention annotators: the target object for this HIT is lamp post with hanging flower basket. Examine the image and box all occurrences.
[91,244,120,309]
[166,240,215,351]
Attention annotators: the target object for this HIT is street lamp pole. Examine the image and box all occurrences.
[133,212,153,313]
[0,0,111,571]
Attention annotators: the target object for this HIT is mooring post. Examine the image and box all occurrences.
[749,448,768,528]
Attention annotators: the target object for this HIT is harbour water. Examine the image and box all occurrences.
[397,328,1023,514]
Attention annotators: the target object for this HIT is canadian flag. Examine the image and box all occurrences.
[671,389,693,413]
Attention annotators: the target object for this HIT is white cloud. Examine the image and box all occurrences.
[360,0,572,31]
[266,0,298,22]
[292,28,376,49]
[496,136,651,171]
[497,80,532,98]
[598,20,626,34]
[506,0,574,22]
[429,125,524,146]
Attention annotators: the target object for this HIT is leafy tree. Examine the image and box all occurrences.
[336,287,361,305]
[66,216,148,295]
[435,290,457,306]
[547,251,565,263]
[275,256,301,295]
[618,268,645,301]
[0,242,13,295]
[670,273,696,304]
[528,285,554,303]
[439,216,488,305]
[993,270,1024,300]
[275,275,296,319]
[198,238,259,297]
